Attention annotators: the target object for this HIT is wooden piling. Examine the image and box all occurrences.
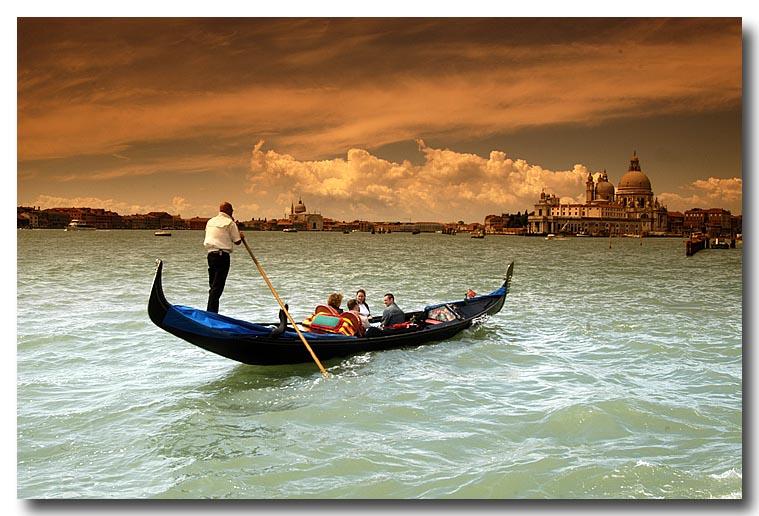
[686,235,707,256]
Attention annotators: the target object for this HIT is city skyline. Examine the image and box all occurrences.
[18,18,742,221]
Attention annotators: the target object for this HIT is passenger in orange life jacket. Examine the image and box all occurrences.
[327,292,344,314]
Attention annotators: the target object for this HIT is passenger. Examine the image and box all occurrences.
[327,292,344,314]
[380,293,405,328]
[346,298,370,330]
[355,289,371,317]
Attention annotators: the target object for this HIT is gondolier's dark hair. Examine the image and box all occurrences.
[384,293,394,301]
[219,201,233,215]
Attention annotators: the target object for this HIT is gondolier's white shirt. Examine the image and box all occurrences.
[204,212,241,253]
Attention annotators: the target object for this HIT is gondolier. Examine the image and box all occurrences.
[204,201,243,313]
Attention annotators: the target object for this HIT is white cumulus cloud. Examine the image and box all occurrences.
[658,177,742,214]
[248,140,592,221]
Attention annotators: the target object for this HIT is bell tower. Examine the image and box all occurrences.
[585,171,595,203]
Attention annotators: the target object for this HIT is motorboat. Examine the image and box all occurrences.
[64,219,96,231]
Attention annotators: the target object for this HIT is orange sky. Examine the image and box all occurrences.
[17,18,742,220]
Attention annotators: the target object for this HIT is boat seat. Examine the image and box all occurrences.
[387,322,417,330]
[314,304,340,316]
[303,304,342,330]
[339,311,365,337]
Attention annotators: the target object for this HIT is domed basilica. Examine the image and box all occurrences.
[528,152,668,236]
[289,197,324,231]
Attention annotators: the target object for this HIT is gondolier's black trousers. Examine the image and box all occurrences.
[207,250,231,313]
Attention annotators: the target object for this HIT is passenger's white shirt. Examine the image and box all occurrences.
[356,312,370,329]
[358,302,370,317]
[203,212,241,253]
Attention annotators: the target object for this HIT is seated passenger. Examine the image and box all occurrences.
[327,292,344,314]
[346,298,370,331]
[355,289,371,317]
[380,293,405,328]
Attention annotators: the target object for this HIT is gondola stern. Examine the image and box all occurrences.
[501,261,514,295]
[484,261,514,316]
[148,259,171,327]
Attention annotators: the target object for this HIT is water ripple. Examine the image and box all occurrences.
[17,231,741,498]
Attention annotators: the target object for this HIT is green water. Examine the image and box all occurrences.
[17,230,742,498]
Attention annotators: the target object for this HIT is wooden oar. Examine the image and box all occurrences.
[240,236,330,379]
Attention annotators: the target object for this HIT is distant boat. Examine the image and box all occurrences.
[282,228,298,233]
[412,229,421,235]
[64,219,96,231]
[545,233,555,240]
[711,238,731,249]
[576,231,590,237]
[471,230,485,239]
[154,230,172,237]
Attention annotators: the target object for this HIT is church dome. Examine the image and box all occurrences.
[596,180,615,199]
[618,171,651,190]
[617,152,652,192]
[294,198,306,214]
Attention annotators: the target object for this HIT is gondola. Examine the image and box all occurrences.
[148,259,513,366]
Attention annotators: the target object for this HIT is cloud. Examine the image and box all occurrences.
[25,154,247,183]
[18,19,741,161]
[29,194,193,216]
[236,202,261,216]
[247,140,591,221]
[171,196,190,215]
[658,177,742,213]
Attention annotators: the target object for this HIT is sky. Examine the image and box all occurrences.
[17,17,743,222]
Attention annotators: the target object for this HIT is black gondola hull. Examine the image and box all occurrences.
[148,260,513,366]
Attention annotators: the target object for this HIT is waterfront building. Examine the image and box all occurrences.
[528,152,669,236]
[667,211,684,235]
[484,212,529,234]
[239,218,273,231]
[185,217,210,230]
[18,212,31,228]
[39,207,125,229]
[684,207,735,237]
[289,197,324,231]
[732,215,742,235]
[171,215,188,230]
[373,221,445,233]
[484,215,504,234]
[146,212,174,229]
